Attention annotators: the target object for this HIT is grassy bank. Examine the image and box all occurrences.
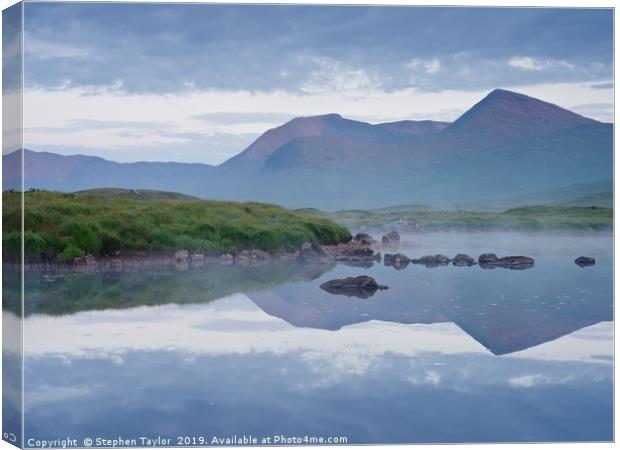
[3,190,351,262]
[303,204,612,232]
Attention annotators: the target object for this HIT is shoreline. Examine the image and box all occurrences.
[5,239,375,273]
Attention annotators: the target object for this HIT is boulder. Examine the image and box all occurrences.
[452,253,476,267]
[575,256,596,267]
[479,254,535,270]
[382,230,400,245]
[237,250,251,261]
[174,249,189,261]
[384,253,409,270]
[411,254,450,267]
[353,233,374,243]
[250,249,271,260]
[320,276,388,299]
[478,253,498,264]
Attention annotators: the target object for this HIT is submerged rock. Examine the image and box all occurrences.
[382,230,400,246]
[384,253,410,270]
[320,276,388,299]
[575,256,596,267]
[411,254,450,267]
[452,253,476,267]
[478,254,535,270]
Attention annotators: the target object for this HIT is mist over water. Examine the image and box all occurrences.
[5,231,613,444]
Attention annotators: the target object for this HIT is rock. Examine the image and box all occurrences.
[479,254,535,270]
[85,254,97,267]
[174,249,189,261]
[190,253,205,267]
[353,233,373,242]
[250,249,271,260]
[411,254,450,267]
[384,253,409,270]
[382,230,401,246]
[575,256,596,267]
[237,250,251,261]
[478,253,498,264]
[191,253,205,262]
[352,233,375,245]
[220,253,234,265]
[452,253,476,267]
[320,276,388,299]
[74,254,98,271]
[110,258,123,271]
[299,242,326,262]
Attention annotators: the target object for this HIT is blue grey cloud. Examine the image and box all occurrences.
[21,4,613,94]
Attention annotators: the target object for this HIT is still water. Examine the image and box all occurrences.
[4,232,614,444]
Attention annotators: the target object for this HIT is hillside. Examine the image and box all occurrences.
[3,190,350,262]
[2,150,214,195]
[309,204,612,232]
[74,188,199,200]
[461,180,613,210]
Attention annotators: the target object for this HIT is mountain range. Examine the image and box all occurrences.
[3,89,613,210]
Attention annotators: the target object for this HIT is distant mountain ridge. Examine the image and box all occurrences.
[4,89,613,210]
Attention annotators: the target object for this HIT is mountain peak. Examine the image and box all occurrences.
[485,88,523,99]
[443,88,599,142]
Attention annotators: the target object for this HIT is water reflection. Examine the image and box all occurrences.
[7,232,614,444]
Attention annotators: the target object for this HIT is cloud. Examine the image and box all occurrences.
[25,34,93,60]
[508,374,550,388]
[299,56,381,96]
[408,57,441,75]
[21,4,613,95]
[508,56,575,71]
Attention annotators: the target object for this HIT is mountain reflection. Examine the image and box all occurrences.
[6,246,612,356]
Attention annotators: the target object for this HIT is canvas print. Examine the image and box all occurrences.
[2,2,614,447]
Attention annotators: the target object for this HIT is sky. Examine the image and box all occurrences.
[5,3,614,164]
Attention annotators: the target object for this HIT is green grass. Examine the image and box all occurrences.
[74,188,199,201]
[3,190,351,262]
[309,205,613,232]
